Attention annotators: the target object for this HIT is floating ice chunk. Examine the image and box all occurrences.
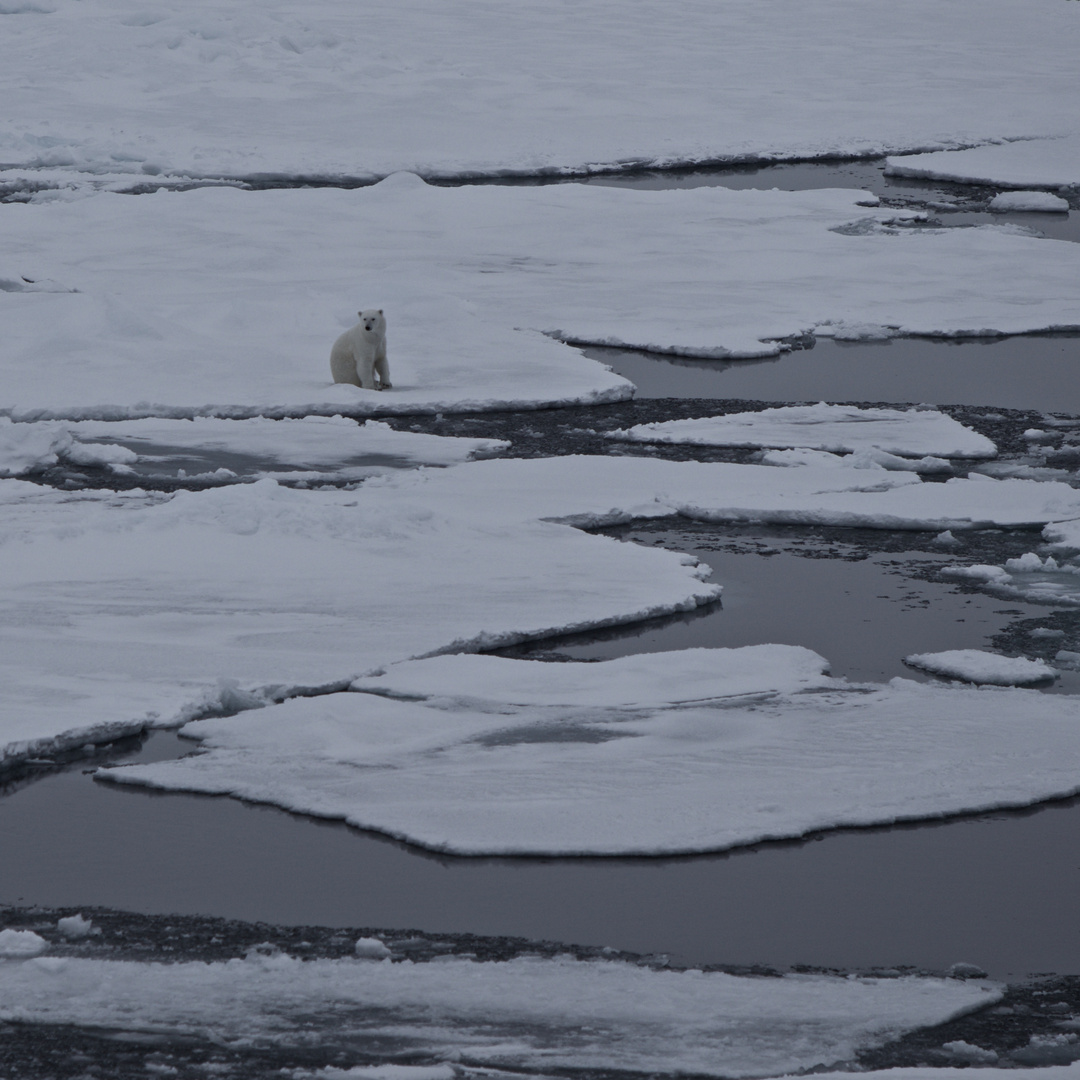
[904,649,1056,686]
[942,1040,999,1064]
[108,653,1080,857]
[608,404,996,460]
[1030,627,1065,639]
[1012,1034,1080,1067]
[933,530,962,547]
[0,949,998,1077]
[0,929,47,957]
[311,1068,455,1080]
[1054,651,1080,671]
[57,914,96,939]
[354,937,391,960]
[990,191,1070,213]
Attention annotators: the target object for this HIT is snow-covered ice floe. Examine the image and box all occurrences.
[0,948,999,1076]
[10,454,1080,765]
[0,0,1077,181]
[886,137,1080,191]
[107,646,1080,857]
[4,180,1080,421]
[607,404,996,459]
[903,649,1057,686]
[0,416,506,481]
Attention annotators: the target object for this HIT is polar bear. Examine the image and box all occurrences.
[330,309,391,390]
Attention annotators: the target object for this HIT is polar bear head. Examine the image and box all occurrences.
[357,309,386,336]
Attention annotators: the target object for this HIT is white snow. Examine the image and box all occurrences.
[990,191,1071,213]
[886,136,1080,191]
[3,181,1080,422]
[903,649,1057,686]
[1,0,1078,183]
[10,454,1080,765]
[0,416,507,480]
[0,949,999,1077]
[608,404,996,459]
[107,648,1080,857]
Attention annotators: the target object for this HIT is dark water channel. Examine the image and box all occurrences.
[583,157,1079,411]
[3,523,1080,979]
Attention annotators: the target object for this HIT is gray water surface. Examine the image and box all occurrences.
[588,335,1080,411]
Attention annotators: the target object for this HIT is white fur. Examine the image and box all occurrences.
[330,309,391,390]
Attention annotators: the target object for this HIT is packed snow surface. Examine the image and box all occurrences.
[109,648,1080,856]
[10,454,1080,764]
[989,191,1071,213]
[0,415,506,480]
[4,181,1080,421]
[903,650,1057,686]
[1,0,1078,182]
[0,949,999,1076]
[886,137,1080,191]
[608,405,996,459]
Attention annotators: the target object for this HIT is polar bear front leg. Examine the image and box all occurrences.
[374,343,392,390]
[356,353,378,390]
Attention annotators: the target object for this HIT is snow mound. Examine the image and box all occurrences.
[608,404,996,459]
[903,649,1057,686]
[0,950,998,1077]
[886,137,1080,191]
[989,191,1071,213]
[108,654,1080,856]
[3,183,1080,422]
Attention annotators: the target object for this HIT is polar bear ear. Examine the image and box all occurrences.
[378,309,383,315]
[357,311,363,318]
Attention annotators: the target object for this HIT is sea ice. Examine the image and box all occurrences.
[1,0,1078,181]
[0,949,999,1076]
[108,648,1080,856]
[607,404,996,459]
[3,181,1080,422]
[886,137,1080,191]
[942,550,1080,606]
[903,649,1057,686]
[9,454,1080,764]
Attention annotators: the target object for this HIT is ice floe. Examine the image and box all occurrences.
[3,180,1080,421]
[990,191,1071,213]
[607,404,996,459]
[0,948,998,1076]
[903,649,1057,686]
[108,646,1080,857]
[0,415,507,481]
[0,0,1077,181]
[943,552,1080,606]
[9,454,1080,764]
[887,136,1080,191]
